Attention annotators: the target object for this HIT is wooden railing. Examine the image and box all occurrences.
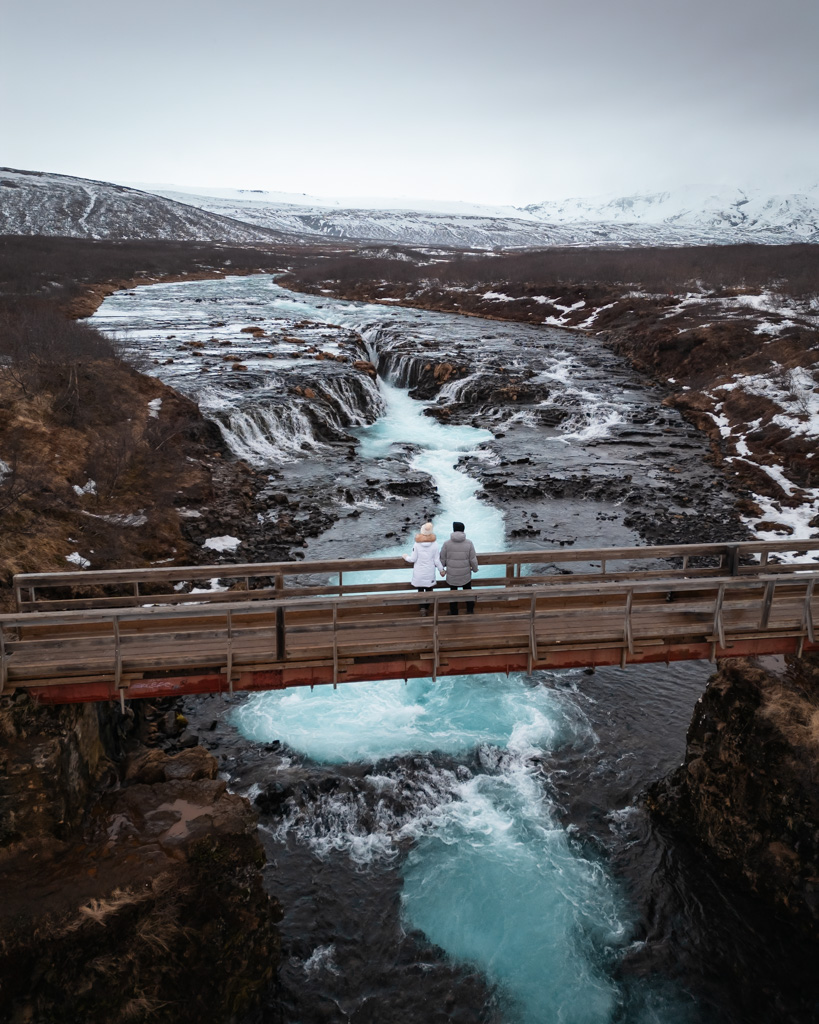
[13,539,819,613]
[1,541,817,705]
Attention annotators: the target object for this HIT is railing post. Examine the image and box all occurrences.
[528,593,536,673]
[621,589,634,669]
[432,597,439,681]
[275,574,285,662]
[226,610,234,694]
[332,603,338,688]
[802,579,815,645]
[713,583,727,650]
[727,545,740,577]
[0,624,7,694]
[113,616,125,711]
[759,581,775,629]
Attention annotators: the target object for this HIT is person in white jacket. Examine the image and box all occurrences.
[403,522,443,616]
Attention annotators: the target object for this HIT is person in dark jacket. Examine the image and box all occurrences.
[438,521,478,614]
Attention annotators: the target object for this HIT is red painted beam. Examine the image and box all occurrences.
[26,636,818,705]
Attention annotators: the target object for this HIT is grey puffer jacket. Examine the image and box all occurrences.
[439,531,478,586]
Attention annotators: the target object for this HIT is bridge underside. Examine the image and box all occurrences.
[27,634,817,705]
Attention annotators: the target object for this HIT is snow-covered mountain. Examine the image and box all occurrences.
[522,184,819,237]
[3,167,818,248]
[0,168,289,243]
[139,182,819,248]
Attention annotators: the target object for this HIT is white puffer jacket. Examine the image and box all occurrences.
[403,535,443,588]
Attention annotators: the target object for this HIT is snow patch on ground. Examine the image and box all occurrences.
[706,358,819,546]
[148,397,163,418]
[66,552,91,568]
[189,578,232,594]
[741,492,819,554]
[81,510,148,527]
[202,535,242,552]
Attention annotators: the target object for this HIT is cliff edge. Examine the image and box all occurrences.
[647,654,819,938]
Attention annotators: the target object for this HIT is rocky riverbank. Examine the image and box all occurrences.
[647,652,819,939]
[282,248,819,544]
[0,693,280,1023]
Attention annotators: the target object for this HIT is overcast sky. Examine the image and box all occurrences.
[2,0,817,205]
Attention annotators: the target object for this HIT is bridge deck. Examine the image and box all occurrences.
[2,541,817,704]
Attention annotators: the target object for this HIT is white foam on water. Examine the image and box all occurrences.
[559,407,626,442]
[232,366,650,1021]
[401,765,625,1024]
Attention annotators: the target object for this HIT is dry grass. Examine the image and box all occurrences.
[285,243,819,300]
[76,889,147,927]
[0,343,217,589]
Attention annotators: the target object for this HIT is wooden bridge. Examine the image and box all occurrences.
[1,540,817,706]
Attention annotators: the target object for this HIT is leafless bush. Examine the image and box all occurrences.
[287,244,819,301]
[86,421,142,500]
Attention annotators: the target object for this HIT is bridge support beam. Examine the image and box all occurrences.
[25,635,819,705]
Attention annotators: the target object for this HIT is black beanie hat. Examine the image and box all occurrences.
[453,521,465,532]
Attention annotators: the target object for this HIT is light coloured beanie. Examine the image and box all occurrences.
[420,522,434,535]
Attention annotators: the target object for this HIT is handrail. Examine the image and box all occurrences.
[15,539,819,585]
[12,540,819,613]
[2,571,817,631]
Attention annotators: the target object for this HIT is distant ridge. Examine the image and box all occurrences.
[0,168,292,243]
[140,181,819,248]
[3,167,818,248]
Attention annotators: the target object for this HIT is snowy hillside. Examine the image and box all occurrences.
[144,182,819,249]
[3,167,818,248]
[0,168,290,243]
[127,182,528,218]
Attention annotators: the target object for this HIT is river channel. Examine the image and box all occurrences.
[91,276,819,1024]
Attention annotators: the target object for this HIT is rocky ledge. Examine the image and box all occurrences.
[0,694,280,1024]
[647,653,819,939]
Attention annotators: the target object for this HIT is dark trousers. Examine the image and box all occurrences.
[415,585,433,610]
[448,581,473,615]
